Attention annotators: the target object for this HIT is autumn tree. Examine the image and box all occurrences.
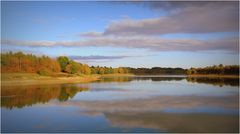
[99,67,105,74]
[65,61,81,74]
[1,52,61,75]
[82,64,91,75]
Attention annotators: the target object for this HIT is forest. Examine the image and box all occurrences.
[1,52,239,76]
[1,52,60,75]
[187,64,239,75]
[129,67,186,75]
[1,52,129,75]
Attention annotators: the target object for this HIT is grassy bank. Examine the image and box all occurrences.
[1,73,100,86]
[187,74,239,78]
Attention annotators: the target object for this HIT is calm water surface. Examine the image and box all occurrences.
[1,76,239,132]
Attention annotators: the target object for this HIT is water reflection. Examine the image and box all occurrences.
[55,95,238,114]
[1,76,239,133]
[100,76,239,87]
[133,76,185,81]
[1,76,238,109]
[186,77,239,87]
[97,76,133,83]
[106,112,238,133]
[98,76,185,83]
[1,84,89,109]
[49,94,239,132]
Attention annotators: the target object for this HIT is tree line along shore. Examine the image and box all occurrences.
[1,51,239,85]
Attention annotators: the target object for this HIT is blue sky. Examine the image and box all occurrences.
[1,1,239,68]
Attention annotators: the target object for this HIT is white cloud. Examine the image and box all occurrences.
[79,32,103,37]
[2,36,238,52]
[2,2,238,53]
[103,2,238,35]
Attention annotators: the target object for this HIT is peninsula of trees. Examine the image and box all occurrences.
[1,52,129,75]
[1,52,239,76]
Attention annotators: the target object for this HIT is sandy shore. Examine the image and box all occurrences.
[1,73,100,86]
[1,73,135,86]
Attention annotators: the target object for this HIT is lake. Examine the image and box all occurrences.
[1,76,239,133]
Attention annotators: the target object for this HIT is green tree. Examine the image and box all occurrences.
[65,61,81,74]
[57,56,70,72]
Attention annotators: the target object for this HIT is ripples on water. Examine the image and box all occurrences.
[1,76,239,132]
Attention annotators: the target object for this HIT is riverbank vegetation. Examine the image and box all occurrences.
[1,52,239,82]
[129,67,186,75]
[1,52,130,76]
[187,64,239,76]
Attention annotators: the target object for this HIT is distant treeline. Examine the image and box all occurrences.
[1,52,239,76]
[129,67,187,75]
[187,64,239,75]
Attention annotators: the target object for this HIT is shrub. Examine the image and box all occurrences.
[37,69,50,76]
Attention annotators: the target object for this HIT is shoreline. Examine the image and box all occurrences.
[1,73,100,86]
[1,73,134,86]
[1,73,239,86]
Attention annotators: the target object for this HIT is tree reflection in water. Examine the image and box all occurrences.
[1,84,89,109]
[1,76,239,133]
[1,76,238,109]
[99,76,239,87]
[186,77,239,87]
